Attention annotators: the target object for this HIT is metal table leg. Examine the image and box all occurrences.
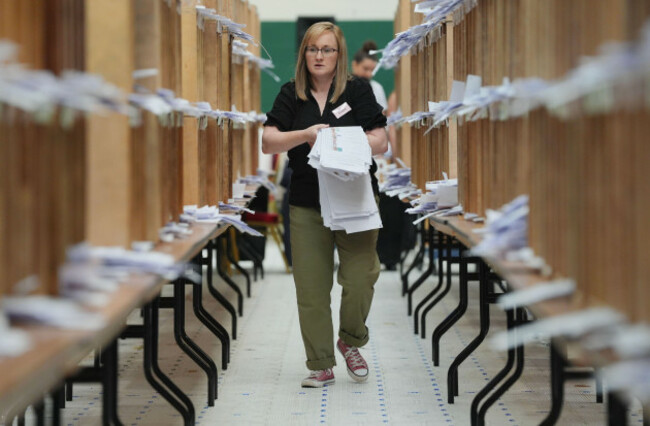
[217,235,244,317]
[447,259,490,402]
[407,226,435,316]
[142,298,195,425]
[172,281,218,405]
[225,229,252,297]
[540,340,566,426]
[205,240,238,339]
[413,230,444,336]
[432,240,467,366]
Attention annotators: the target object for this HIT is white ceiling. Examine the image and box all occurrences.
[251,0,399,22]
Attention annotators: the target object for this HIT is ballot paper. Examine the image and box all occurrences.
[601,359,650,403]
[182,204,263,237]
[218,201,254,214]
[2,296,106,331]
[379,164,413,196]
[0,310,32,357]
[469,195,529,259]
[59,262,121,307]
[308,127,382,233]
[309,127,373,180]
[238,173,276,193]
[407,177,459,215]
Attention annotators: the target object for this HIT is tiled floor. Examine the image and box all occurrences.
[56,242,643,425]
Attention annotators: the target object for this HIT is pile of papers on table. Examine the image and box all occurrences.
[469,194,529,258]
[308,127,382,233]
[379,160,420,199]
[182,205,263,237]
[406,176,462,223]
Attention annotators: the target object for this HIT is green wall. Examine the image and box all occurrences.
[261,20,395,113]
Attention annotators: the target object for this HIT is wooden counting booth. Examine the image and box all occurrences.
[0,0,264,424]
[393,0,650,424]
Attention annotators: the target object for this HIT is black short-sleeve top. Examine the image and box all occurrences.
[264,76,387,209]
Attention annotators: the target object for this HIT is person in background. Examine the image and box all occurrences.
[262,22,388,388]
[352,40,399,157]
[386,90,398,158]
[351,40,387,113]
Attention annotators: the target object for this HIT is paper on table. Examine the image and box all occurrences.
[600,359,650,402]
[490,307,625,351]
[2,296,107,330]
[0,311,32,357]
[497,278,576,310]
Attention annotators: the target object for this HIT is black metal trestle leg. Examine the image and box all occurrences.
[142,298,195,426]
[34,399,45,426]
[52,385,65,426]
[418,233,448,338]
[216,235,244,317]
[236,237,264,280]
[447,260,490,402]
[205,240,237,339]
[595,370,604,403]
[540,340,566,426]
[224,230,251,297]
[191,279,230,369]
[607,392,628,426]
[172,282,218,405]
[101,339,124,426]
[402,222,426,296]
[471,309,516,426]
[407,226,435,316]
[475,308,526,425]
[414,230,444,336]
[432,241,467,366]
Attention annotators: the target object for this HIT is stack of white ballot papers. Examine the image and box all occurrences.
[308,127,382,233]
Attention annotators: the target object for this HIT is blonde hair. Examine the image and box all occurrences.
[295,22,349,103]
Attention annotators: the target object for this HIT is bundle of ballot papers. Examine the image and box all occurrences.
[308,127,382,233]
[181,205,263,237]
[379,162,420,199]
[469,194,529,259]
[406,176,462,224]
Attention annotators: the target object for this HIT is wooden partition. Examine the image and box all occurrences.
[394,0,413,166]
[395,0,650,321]
[0,2,87,295]
[0,0,262,296]
[197,0,219,205]
[132,0,163,241]
[218,0,233,201]
[394,0,455,186]
[241,4,262,175]
[0,111,86,296]
[180,0,201,205]
[230,0,246,183]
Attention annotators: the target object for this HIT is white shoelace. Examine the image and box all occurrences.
[310,368,331,378]
[343,348,367,370]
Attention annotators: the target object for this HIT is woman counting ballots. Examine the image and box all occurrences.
[262,22,388,388]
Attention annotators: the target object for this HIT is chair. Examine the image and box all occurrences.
[242,210,291,273]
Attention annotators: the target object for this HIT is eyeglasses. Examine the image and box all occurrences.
[305,46,338,57]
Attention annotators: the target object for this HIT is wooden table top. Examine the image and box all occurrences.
[0,222,229,416]
[428,215,618,367]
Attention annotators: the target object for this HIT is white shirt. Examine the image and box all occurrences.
[370,80,388,111]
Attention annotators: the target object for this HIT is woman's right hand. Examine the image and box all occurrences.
[304,124,329,146]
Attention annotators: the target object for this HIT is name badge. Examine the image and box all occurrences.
[332,102,351,119]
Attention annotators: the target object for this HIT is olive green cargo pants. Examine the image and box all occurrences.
[290,205,381,370]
